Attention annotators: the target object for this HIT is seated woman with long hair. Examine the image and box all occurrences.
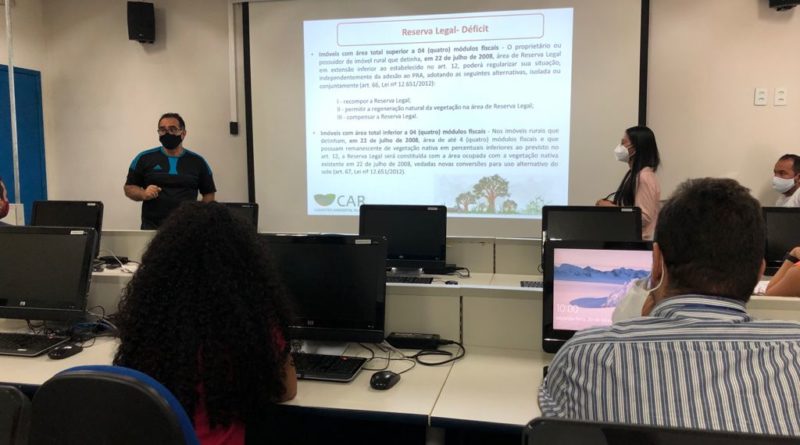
[114,201,297,445]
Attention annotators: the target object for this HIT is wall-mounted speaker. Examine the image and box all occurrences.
[769,0,799,11]
[128,2,155,43]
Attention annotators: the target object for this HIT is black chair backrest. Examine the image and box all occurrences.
[29,367,197,445]
[0,385,31,445]
[524,418,800,445]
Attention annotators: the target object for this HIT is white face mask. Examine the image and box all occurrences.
[614,144,630,162]
[611,260,665,323]
[772,176,796,194]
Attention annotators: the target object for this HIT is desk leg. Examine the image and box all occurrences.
[426,426,445,445]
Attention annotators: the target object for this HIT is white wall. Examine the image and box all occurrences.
[5,0,799,230]
[648,0,800,205]
[0,0,45,71]
[41,0,247,229]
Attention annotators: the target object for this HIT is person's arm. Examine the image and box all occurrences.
[596,199,617,207]
[635,169,660,230]
[197,157,217,203]
[0,179,8,219]
[766,247,800,297]
[124,184,161,201]
[278,356,298,402]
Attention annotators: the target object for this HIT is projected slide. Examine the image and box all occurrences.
[552,248,651,331]
[304,8,573,217]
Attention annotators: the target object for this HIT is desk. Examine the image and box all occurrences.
[432,347,550,429]
[283,344,453,423]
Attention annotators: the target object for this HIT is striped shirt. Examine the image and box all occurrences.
[539,295,800,436]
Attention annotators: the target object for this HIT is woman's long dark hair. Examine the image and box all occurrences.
[612,126,661,206]
[114,201,292,428]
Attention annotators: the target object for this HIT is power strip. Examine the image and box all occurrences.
[386,332,440,350]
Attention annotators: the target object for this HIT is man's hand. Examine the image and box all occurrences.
[142,185,161,200]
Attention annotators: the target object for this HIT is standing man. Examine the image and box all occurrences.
[773,153,800,207]
[125,113,216,229]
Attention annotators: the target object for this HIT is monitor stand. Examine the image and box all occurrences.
[296,340,349,356]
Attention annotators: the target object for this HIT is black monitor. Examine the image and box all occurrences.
[542,240,652,353]
[0,226,96,322]
[763,207,800,274]
[31,200,104,258]
[541,205,642,270]
[223,202,259,230]
[260,234,386,343]
[359,204,447,273]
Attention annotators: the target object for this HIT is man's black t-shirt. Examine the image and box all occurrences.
[126,147,216,229]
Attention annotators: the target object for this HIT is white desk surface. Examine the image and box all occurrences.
[0,337,454,422]
[285,346,454,419]
[387,272,495,290]
[0,337,118,386]
[490,274,543,291]
[431,346,551,427]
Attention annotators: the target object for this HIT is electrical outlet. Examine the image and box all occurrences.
[775,87,788,106]
[754,88,768,106]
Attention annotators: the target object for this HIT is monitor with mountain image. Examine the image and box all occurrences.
[542,240,652,353]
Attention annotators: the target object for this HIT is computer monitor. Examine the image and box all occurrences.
[359,204,447,273]
[762,207,800,275]
[541,206,642,270]
[260,234,387,343]
[31,200,104,258]
[0,226,96,323]
[223,202,259,230]
[542,240,652,353]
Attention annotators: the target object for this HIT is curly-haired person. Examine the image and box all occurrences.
[114,201,296,445]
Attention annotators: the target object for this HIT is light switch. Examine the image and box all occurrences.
[775,87,788,106]
[754,88,768,106]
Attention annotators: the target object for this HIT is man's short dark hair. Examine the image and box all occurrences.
[158,112,185,129]
[655,178,764,302]
[778,154,800,175]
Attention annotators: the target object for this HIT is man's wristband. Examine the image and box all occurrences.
[784,252,799,264]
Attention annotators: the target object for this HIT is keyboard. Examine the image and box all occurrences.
[0,332,69,357]
[520,280,544,288]
[291,352,367,382]
[386,276,433,284]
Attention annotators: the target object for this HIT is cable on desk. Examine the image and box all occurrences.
[413,339,465,366]
[97,249,137,274]
[375,342,417,374]
[453,267,471,278]
[360,343,417,374]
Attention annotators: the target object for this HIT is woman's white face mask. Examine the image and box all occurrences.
[614,144,631,163]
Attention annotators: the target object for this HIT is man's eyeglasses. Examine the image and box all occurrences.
[157,126,183,136]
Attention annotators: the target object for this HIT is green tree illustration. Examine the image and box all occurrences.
[472,174,510,214]
[525,196,546,215]
[455,192,477,212]
[502,199,518,213]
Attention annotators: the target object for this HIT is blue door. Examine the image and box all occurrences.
[0,65,47,223]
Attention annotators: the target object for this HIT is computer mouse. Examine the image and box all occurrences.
[47,343,83,360]
[369,370,401,390]
[445,280,458,285]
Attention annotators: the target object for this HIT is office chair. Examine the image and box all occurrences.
[523,418,800,445]
[28,365,199,445]
[0,385,31,445]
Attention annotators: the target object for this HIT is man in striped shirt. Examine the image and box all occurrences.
[539,177,800,436]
